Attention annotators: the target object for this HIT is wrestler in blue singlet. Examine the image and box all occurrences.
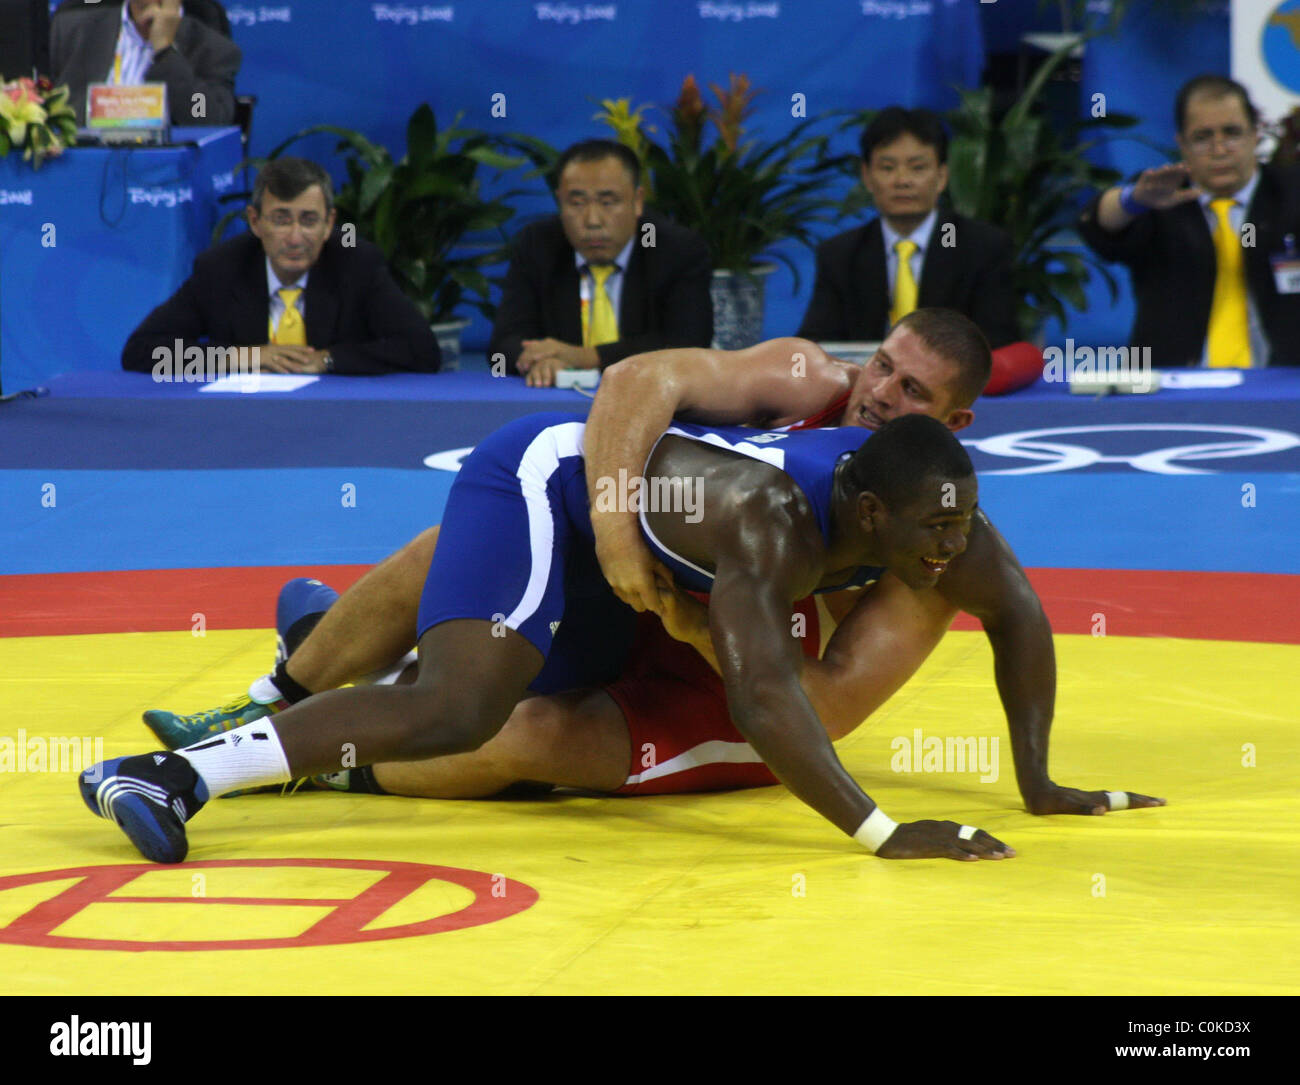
[416,412,884,695]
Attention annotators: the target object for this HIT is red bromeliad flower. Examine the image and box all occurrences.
[708,73,757,156]
[673,74,706,153]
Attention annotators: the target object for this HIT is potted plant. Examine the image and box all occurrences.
[216,104,524,366]
[0,76,77,169]
[596,75,845,349]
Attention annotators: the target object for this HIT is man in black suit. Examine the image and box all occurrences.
[1078,74,1300,368]
[122,157,441,376]
[489,139,713,387]
[51,0,240,126]
[798,107,1019,350]
[0,0,51,80]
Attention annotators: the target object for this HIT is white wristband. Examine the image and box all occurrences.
[853,807,899,853]
[1106,790,1129,811]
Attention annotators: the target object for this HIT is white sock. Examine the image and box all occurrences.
[248,674,283,704]
[177,721,292,798]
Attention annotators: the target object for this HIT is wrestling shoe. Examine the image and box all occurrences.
[275,577,340,665]
[79,752,208,864]
[143,693,280,751]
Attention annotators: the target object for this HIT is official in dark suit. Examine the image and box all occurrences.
[51,0,240,126]
[798,107,1020,350]
[1078,74,1300,368]
[490,139,713,387]
[123,157,440,376]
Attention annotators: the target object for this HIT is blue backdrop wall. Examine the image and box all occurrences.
[25,0,1244,366]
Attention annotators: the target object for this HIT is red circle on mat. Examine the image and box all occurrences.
[0,859,538,951]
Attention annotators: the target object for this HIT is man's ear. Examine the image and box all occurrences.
[857,490,885,530]
[944,407,974,433]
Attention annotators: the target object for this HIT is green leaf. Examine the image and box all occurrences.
[465,146,526,172]
[406,103,437,167]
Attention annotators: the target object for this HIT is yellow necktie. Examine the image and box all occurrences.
[584,265,619,347]
[1206,199,1252,369]
[272,288,307,346]
[890,239,919,327]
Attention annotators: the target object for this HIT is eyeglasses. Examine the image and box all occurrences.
[1184,125,1254,154]
[262,211,327,231]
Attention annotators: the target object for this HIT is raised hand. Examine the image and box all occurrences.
[1129,163,1202,211]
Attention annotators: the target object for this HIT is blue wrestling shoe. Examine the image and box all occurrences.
[79,752,208,864]
[275,577,339,665]
[143,693,278,751]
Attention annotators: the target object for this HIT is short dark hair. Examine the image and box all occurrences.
[1175,75,1259,134]
[252,157,334,213]
[842,413,974,512]
[553,139,641,191]
[892,308,992,409]
[860,106,949,165]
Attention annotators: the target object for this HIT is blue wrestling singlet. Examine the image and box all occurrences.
[416,412,884,693]
[638,420,887,594]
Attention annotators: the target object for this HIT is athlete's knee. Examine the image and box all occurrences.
[403,526,440,570]
[492,697,560,775]
[398,686,507,759]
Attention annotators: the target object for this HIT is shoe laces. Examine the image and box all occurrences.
[194,695,255,729]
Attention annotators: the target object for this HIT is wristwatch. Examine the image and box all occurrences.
[321,352,335,373]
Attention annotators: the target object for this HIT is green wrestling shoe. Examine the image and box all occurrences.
[142,693,283,751]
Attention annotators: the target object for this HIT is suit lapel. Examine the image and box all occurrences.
[1178,199,1218,300]
[232,239,270,344]
[1244,167,1280,300]
[553,245,583,344]
[858,221,888,338]
[918,212,958,308]
[304,245,340,347]
[619,234,647,336]
[86,7,123,86]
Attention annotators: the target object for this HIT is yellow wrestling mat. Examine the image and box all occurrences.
[1,629,1296,995]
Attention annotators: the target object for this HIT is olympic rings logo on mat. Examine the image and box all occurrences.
[423,447,475,472]
[964,424,1300,475]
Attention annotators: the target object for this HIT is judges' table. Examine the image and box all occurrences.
[0,127,243,395]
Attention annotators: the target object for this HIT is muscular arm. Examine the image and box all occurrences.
[586,338,852,611]
[706,491,877,837]
[935,511,1055,803]
[657,574,955,743]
